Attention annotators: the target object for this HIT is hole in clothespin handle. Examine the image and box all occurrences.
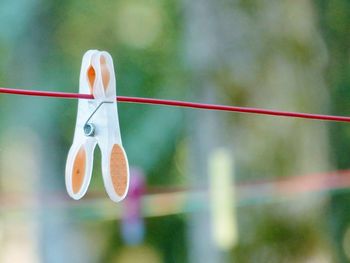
[100,55,110,91]
[87,66,96,94]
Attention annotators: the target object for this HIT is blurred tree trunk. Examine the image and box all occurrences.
[187,88,227,263]
[183,0,231,262]
[316,1,350,262]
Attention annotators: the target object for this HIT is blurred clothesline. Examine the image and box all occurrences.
[1,87,350,122]
[1,169,350,221]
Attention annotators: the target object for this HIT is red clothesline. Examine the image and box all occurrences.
[1,87,350,123]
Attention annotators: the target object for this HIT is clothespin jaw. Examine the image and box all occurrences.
[65,50,130,202]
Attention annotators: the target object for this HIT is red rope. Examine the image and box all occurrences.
[1,87,350,123]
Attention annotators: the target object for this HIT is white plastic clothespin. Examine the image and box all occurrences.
[65,50,129,202]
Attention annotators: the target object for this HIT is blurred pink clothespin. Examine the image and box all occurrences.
[121,168,145,245]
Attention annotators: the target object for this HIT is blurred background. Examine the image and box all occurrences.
[0,0,349,262]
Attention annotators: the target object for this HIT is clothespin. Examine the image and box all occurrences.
[65,50,129,202]
[209,148,238,250]
[121,168,145,245]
